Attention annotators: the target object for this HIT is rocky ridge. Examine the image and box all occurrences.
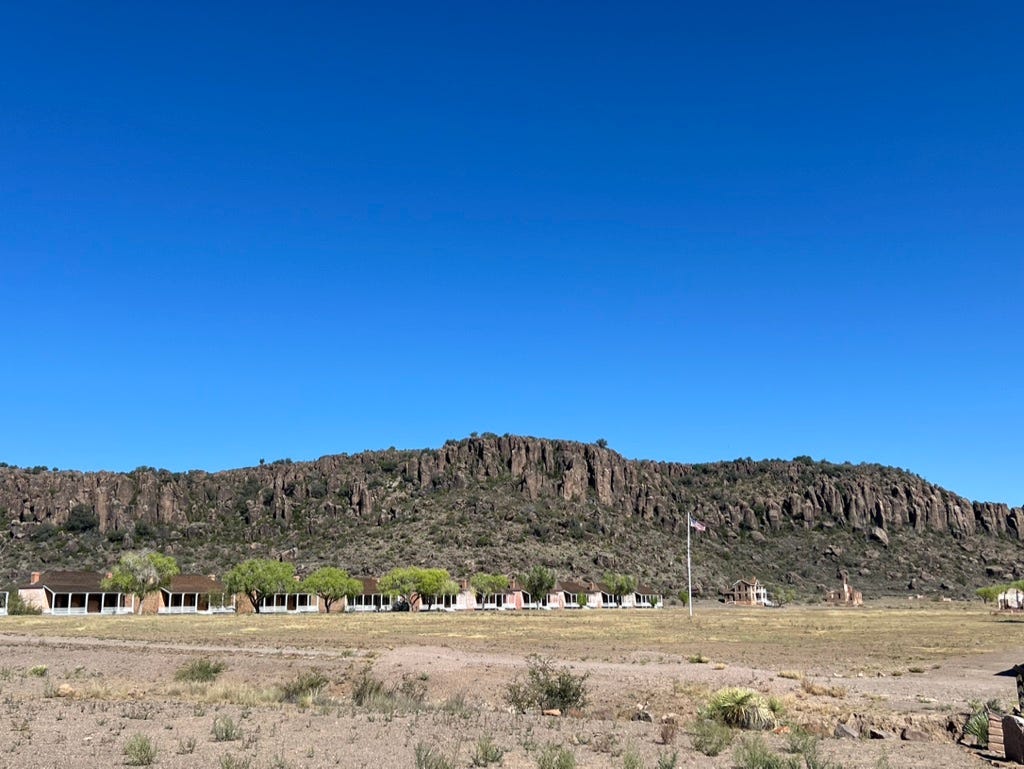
[1,435,1019,596]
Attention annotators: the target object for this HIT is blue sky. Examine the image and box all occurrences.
[2,4,1021,504]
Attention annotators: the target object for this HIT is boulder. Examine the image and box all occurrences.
[835,722,859,739]
[900,728,929,742]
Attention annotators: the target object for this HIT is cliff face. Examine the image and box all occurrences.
[1,436,1019,595]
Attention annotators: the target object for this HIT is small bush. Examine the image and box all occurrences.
[688,653,710,664]
[176,736,197,754]
[963,699,995,748]
[536,744,576,769]
[123,734,157,766]
[702,687,778,730]
[622,746,644,769]
[415,742,454,769]
[504,655,589,713]
[28,665,48,677]
[732,735,799,769]
[219,756,253,769]
[800,678,846,698]
[470,734,504,766]
[351,668,426,713]
[175,658,226,683]
[655,753,677,769]
[6,592,42,615]
[784,728,817,756]
[691,718,732,756]
[280,670,329,704]
[212,715,242,742]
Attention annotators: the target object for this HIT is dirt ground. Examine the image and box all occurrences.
[0,602,1017,768]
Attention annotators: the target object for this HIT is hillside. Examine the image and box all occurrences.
[1,435,1020,599]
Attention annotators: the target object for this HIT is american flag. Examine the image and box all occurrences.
[689,516,707,532]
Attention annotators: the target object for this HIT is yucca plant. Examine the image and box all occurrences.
[701,687,778,730]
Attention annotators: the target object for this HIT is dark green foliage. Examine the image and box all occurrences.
[65,504,98,533]
[521,565,556,601]
[5,592,42,615]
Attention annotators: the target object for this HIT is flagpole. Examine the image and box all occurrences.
[687,514,693,618]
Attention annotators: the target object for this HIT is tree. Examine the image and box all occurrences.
[976,585,1005,604]
[595,438,608,449]
[520,565,556,604]
[301,567,361,613]
[223,559,296,613]
[602,572,637,605]
[771,586,797,607]
[101,550,180,613]
[471,572,510,603]
[378,567,457,611]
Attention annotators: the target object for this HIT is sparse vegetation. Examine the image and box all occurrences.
[123,734,157,766]
[175,658,226,683]
[279,670,329,704]
[690,718,732,756]
[732,735,799,769]
[470,735,504,767]
[535,744,576,769]
[212,715,242,741]
[504,655,589,713]
[414,742,455,769]
[351,667,426,712]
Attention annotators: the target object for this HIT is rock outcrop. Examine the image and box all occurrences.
[0,435,1019,593]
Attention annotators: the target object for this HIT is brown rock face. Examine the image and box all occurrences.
[0,435,1019,593]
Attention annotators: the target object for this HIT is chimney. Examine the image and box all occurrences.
[30,571,41,584]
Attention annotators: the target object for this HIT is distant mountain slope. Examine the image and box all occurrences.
[1,435,1019,598]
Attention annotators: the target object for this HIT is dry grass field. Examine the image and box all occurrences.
[0,602,1016,768]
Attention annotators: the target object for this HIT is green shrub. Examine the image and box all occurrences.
[963,699,995,748]
[279,670,329,704]
[622,746,644,769]
[28,665,48,677]
[123,734,158,766]
[6,592,42,615]
[732,736,799,769]
[702,687,778,730]
[470,734,504,767]
[784,728,817,756]
[690,718,732,756]
[655,752,677,769]
[414,742,454,769]
[536,744,576,769]
[175,658,226,683]
[212,715,242,741]
[219,756,253,769]
[504,655,589,713]
[351,668,426,713]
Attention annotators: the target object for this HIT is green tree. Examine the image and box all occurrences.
[975,586,998,604]
[520,565,556,605]
[223,559,296,613]
[771,586,797,607]
[101,551,180,613]
[470,572,510,601]
[301,567,361,613]
[378,567,457,611]
[602,572,637,606]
